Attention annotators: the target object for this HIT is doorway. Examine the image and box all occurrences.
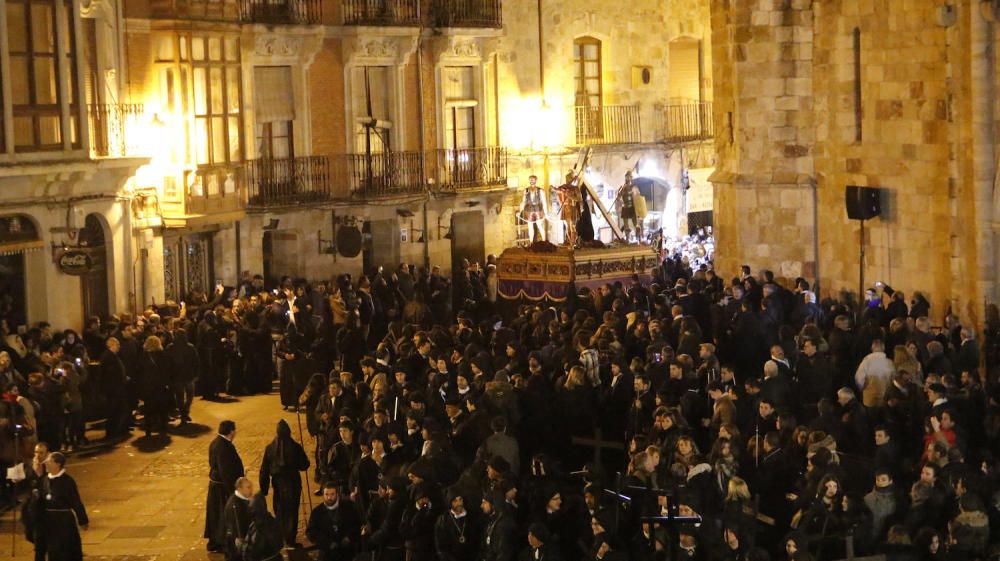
[450,211,485,270]
[263,230,300,286]
[79,214,109,320]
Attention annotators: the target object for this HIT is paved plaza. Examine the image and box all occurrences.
[0,393,317,561]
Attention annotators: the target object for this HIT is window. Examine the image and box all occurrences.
[351,65,391,154]
[442,66,476,150]
[190,34,243,166]
[573,37,601,108]
[256,121,292,159]
[6,0,81,152]
[253,65,294,159]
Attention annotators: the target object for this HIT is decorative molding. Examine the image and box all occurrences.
[255,35,303,58]
[343,34,419,66]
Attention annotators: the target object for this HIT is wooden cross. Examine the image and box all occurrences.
[571,427,625,464]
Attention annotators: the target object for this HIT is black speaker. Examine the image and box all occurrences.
[845,186,881,220]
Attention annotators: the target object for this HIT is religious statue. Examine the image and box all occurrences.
[555,172,582,246]
[519,175,548,243]
[615,170,646,242]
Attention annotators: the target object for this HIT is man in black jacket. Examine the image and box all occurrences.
[206,420,245,553]
[365,476,407,561]
[166,330,199,424]
[223,477,253,561]
[481,493,516,561]
[307,481,362,561]
[99,337,130,439]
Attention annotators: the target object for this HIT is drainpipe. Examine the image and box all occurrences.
[416,5,429,269]
[970,3,996,323]
[235,220,242,282]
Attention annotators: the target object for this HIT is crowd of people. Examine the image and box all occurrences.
[4,248,1000,561]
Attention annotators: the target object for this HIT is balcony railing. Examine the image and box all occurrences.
[434,147,507,191]
[337,151,425,199]
[342,0,419,25]
[240,0,321,24]
[341,0,501,27]
[150,0,242,20]
[246,156,331,208]
[429,0,502,28]
[574,105,642,145]
[88,103,144,158]
[658,102,714,143]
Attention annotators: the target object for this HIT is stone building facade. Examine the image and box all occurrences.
[711,0,1000,326]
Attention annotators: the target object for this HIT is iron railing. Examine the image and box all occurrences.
[246,155,331,208]
[341,0,501,26]
[240,0,322,23]
[658,101,714,143]
[429,0,502,28]
[341,0,419,24]
[434,146,507,191]
[150,0,242,20]
[88,103,144,158]
[337,151,425,199]
[574,105,642,145]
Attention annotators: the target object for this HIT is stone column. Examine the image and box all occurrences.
[710,0,817,282]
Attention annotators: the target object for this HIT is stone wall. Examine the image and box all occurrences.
[711,0,999,325]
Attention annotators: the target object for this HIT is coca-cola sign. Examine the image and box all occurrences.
[57,250,94,275]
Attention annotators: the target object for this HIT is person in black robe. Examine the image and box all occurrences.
[165,330,199,424]
[246,492,283,561]
[29,452,88,561]
[577,182,595,244]
[307,481,362,561]
[206,420,245,553]
[223,478,253,561]
[138,335,173,436]
[99,337,130,439]
[259,419,310,548]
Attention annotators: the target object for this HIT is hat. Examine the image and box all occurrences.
[928,383,947,395]
[388,475,409,494]
[444,395,463,407]
[412,482,432,501]
[527,523,550,543]
[488,456,510,474]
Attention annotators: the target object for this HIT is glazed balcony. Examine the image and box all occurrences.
[245,155,332,208]
[657,101,714,143]
[429,0,502,28]
[433,146,507,192]
[150,0,242,21]
[574,104,642,145]
[188,163,246,215]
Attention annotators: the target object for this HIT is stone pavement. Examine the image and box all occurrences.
[0,393,321,561]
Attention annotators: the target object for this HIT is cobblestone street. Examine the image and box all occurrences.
[0,393,318,561]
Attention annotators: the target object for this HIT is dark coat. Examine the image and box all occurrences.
[205,435,245,546]
[306,499,362,561]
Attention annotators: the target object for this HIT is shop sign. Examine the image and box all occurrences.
[57,249,100,275]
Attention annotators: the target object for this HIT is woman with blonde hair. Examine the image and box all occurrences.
[139,335,172,436]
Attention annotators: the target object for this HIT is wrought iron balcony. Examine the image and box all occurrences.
[433,146,507,192]
[574,105,642,145]
[240,0,322,24]
[429,0,502,28]
[88,103,144,158]
[246,155,332,208]
[657,102,714,143]
[341,0,501,27]
[150,0,242,21]
[337,151,425,199]
[342,0,419,25]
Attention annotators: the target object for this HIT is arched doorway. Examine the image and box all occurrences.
[0,215,42,327]
[79,214,110,320]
